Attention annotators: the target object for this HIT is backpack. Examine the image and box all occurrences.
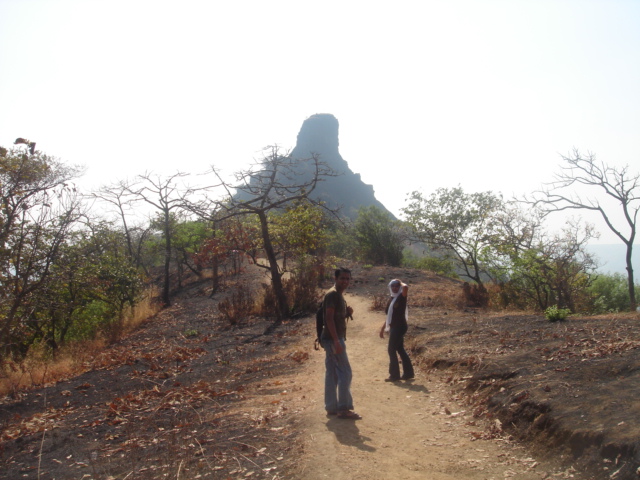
[314,303,324,351]
[314,301,353,350]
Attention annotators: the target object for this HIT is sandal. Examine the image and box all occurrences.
[337,410,362,420]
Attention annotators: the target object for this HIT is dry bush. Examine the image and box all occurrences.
[255,260,324,318]
[283,267,322,316]
[257,283,279,318]
[370,277,466,312]
[488,283,509,309]
[462,282,489,308]
[1,355,36,398]
[410,284,464,310]
[218,284,257,324]
[101,316,127,344]
[488,282,535,310]
[372,294,388,311]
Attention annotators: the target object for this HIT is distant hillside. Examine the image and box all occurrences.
[586,244,640,276]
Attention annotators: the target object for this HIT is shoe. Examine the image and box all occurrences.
[326,411,337,415]
[384,377,400,382]
[401,375,415,380]
[337,410,362,420]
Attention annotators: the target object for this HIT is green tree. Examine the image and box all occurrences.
[172,219,211,283]
[270,201,329,269]
[483,202,545,284]
[402,186,504,287]
[353,205,403,266]
[0,148,84,356]
[40,225,144,348]
[325,218,357,260]
[31,230,100,352]
[146,214,211,289]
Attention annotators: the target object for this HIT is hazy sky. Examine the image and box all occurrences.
[1,0,639,244]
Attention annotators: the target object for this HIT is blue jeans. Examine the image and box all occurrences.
[321,337,353,412]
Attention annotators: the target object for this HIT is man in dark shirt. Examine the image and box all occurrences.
[320,267,361,419]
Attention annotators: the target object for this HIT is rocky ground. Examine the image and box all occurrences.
[1,263,639,479]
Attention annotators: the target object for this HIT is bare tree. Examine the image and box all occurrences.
[90,181,152,274]
[531,150,639,311]
[205,146,335,320]
[124,172,200,307]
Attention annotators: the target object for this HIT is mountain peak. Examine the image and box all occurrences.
[234,114,393,220]
[291,114,392,219]
[293,113,340,159]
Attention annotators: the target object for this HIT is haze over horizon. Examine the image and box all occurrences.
[1,0,639,246]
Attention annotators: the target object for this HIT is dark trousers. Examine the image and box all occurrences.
[388,325,414,379]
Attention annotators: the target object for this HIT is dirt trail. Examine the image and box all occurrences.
[289,292,578,480]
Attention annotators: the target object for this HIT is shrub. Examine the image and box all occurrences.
[545,305,571,322]
[587,273,639,313]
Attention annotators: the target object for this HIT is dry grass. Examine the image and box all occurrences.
[123,286,162,331]
[411,283,465,309]
[0,341,97,398]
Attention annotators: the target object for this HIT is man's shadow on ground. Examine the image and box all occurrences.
[324,382,429,451]
[325,417,376,452]
[387,379,429,394]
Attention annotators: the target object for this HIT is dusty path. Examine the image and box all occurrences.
[288,291,580,480]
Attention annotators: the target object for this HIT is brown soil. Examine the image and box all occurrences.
[1,264,639,479]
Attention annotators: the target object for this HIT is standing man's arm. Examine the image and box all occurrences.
[325,306,343,354]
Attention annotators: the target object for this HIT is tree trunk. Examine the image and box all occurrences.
[625,242,637,311]
[210,255,219,296]
[259,212,287,320]
[163,209,172,306]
